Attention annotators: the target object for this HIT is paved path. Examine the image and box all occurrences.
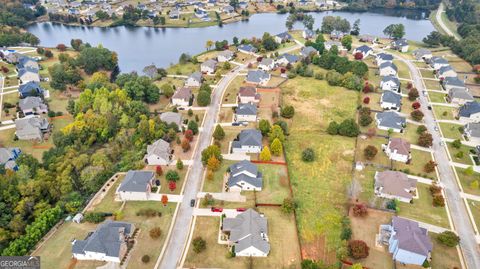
[197,191,246,202]
[394,52,480,268]
[430,102,457,107]
[437,119,463,125]
[403,217,450,233]
[436,2,460,40]
[461,193,480,202]
[407,175,434,185]
[410,144,433,152]
[193,208,240,218]
[0,75,4,122]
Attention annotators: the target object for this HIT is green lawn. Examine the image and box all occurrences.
[222,76,243,104]
[420,69,435,79]
[424,79,442,91]
[167,62,199,75]
[393,60,411,79]
[255,164,291,204]
[390,125,421,146]
[432,105,455,120]
[428,92,447,103]
[439,122,463,140]
[203,160,236,193]
[447,142,474,165]
[398,183,450,228]
[355,136,390,166]
[393,149,437,180]
[455,167,480,196]
[429,232,462,269]
[467,199,480,231]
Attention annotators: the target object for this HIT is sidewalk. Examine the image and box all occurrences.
[193,208,240,218]
[402,217,450,233]
[407,175,434,185]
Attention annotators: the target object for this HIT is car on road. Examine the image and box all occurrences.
[236,208,246,212]
[423,91,427,96]
[428,106,432,110]
[178,107,185,110]
[439,141,445,146]
[211,207,223,212]
[232,122,241,126]
[190,199,195,207]
[434,126,439,131]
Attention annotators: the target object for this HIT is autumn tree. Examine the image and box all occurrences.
[270,138,283,156]
[201,145,222,165]
[192,237,207,253]
[268,125,285,143]
[149,227,162,239]
[168,181,176,191]
[352,203,368,217]
[424,160,437,173]
[411,110,424,121]
[260,146,272,161]
[161,195,168,206]
[181,139,191,152]
[185,129,194,141]
[207,156,220,171]
[363,97,370,104]
[156,165,163,176]
[412,101,421,109]
[418,132,433,147]
[348,240,369,259]
[408,88,419,101]
[364,145,378,160]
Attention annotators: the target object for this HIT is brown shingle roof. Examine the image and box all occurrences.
[388,138,410,155]
[375,171,417,200]
[172,87,192,101]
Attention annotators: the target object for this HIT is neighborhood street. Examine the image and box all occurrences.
[436,3,460,40]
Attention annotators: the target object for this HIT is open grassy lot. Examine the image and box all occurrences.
[393,149,437,179]
[282,76,357,258]
[255,164,291,204]
[361,92,382,111]
[439,122,463,140]
[179,109,205,125]
[390,125,421,146]
[218,107,234,122]
[423,79,442,91]
[429,232,462,269]
[432,105,455,120]
[203,160,236,193]
[1,93,19,121]
[184,208,301,268]
[167,62,199,75]
[447,142,474,165]
[222,76,243,104]
[219,126,242,154]
[455,167,480,196]
[393,60,411,80]
[467,199,480,231]
[398,183,450,228]
[355,136,390,166]
[428,92,447,103]
[420,69,435,79]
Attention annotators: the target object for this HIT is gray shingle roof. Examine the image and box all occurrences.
[275,32,292,40]
[381,91,402,106]
[188,72,202,83]
[172,87,192,101]
[218,50,234,59]
[146,139,171,161]
[19,96,46,111]
[376,111,406,130]
[430,56,448,65]
[300,46,317,56]
[238,44,257,53]
[228,160,263,188]
[443,77,465,88]
[222,209,270,254]
[376,53,393,61]
[117,170,155,192]
[160,112,183,126]
[18,81,44,97]
[355,45,372,54]
[259,58,274,66]
[392,38,408,47]
[375,171,416,200]
[246,70,270,84]
[379,62,398,72]
[14,116,49,140]
[277,53,299,64]
[232,129,262,149]
[438,65,454,74]
[465,122,480,138]
[381,75,400,86]
[202,59,217,69]
[391,216,432,257]
[236,103,257,116]
[459,101,480,118]
[412,48,431,59]
[448,88,473,101]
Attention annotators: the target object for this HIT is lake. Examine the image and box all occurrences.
[27,10,435,73]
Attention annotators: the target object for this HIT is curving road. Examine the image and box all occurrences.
[435,2,459,40]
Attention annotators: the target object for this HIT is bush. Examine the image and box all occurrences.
[281,197,296,214]
[452,139,462,149]
[359,114,373,127]
[136,208,158,217]
[192,236,207,253]
[432,194,445,207]
[418,132,433,147]
[363,145,378,160]
[411,110,424,121]
[149,227,162,239]
[363,97,370,104]
[142,255,150,263]
[408,88,419,101]
[437,231,460,247]
[348,240,369,259]
[352,203,368,217]
[455,151,464,158]
[386,199,399,211]
[84,212,106,223]
[338,119,360,137]
[302,148,315,162]
[166,170,180,182]
[280,105,295,118]
[416,125,427,134]
[327,121,339,135]
[424,160,437,173]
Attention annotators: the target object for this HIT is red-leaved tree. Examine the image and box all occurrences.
[348,240,370,259]
[169,181,176,192]
[156,165,163,176]
[354,52,363,60]
[185,129,194,141]
[352,203,368,217]
[412,101,421,109]
[363,97,370,104]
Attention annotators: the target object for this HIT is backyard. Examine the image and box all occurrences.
[255,164,291,204]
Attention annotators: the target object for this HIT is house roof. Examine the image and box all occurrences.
[222,209,270,254]
[381,91,402,106]
[430,56,449,65]
[448,87,473,101]
[202,59,217,69]
[232,129,262,148]
[118,170,155,192]
[17,57,39,70]
[246,70,270,84]
[381,75,400,86]
[228,160,263,188]
[0,148,19,165]
[275,32,292,40]
[259,58,274,66]
[238,86,258,97]
[230,160,258,176]
[238,44,257,53]
[392,38,408,47]
[188,71,202,82]
[438,65,455,74]
[325,40,342,47]
[465,122,480,138]
[300,46,317,56]
[355,45,372,54]
[443,77,465,88]
[19,96,46,111]
[376,111,406,130]
[18,66,39,79]
[14,116,49,136]
[376,53,393,61]
[160,112,183,126]
[388,137,410,155]
[391,216,432,257]
[459,101,480,118]
[379,62,398,72]
[236,103,257,116]
[277,53,299,64]
[72,220,134,258]
[218,50,234,58]
[146,139,171,161]
[172,87,192,101]
[375,171,417,200]
[18,81,44,95]
[413,48,432,58]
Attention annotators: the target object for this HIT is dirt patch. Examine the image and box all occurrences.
[301,236,337,264]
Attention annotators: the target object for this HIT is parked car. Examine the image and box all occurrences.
[434,126,439,131]
[428,106,432,110]
[236,208,246,212]
[190,199,195,207]
[178,107,185,110]
[232,122,241,126]
[211,207,223,212]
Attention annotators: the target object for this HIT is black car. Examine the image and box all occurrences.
[190,199,195,207]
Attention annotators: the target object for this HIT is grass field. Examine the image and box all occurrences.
[432,105,455,120]
[256,164,291,204]
[203,160,236,193]
[424,79,442,91]
[439,122,463,140]
[393,149,437,179]
[420,69,435,79]
[447,142,474,165]
[428,92,447,103]
[455,167,480,196]
[467,199,480,231]
[355,136,390,167]
[393,60,411,79]
[222,76,243,104]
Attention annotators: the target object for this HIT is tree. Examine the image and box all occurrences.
[327,121,339,135]
[354,52,363,60]
[156,165,163,176]
[149,227,162,239]
[197,90,211,106]
[303,14,315,30]
[348,240,369,259]
[205,40,214,51]
[192,237,207,253]
[412,101,421,109]
[338,119,360,137]
[411,110,424,121]
[383,24,405,39]
[341,35,353,51]
[70,39,83,51]
[176,159,184,170]
[207,156,220,171]
[281,197,296,214]
[44,50,53,58]
[351,19,360,35]
[464,166,474,176]
[56,43,67,51]
[270,138,283,156]
[166,170,180,182]
[359,114,373,127]
[437,231,460,247]
[268,125,285,143]
[259,119,271,136]
[185,129,194,141]
[168,181,176,191]
[285,13,295,31]
[363,97,370,104]
[352,203,368,217]
[302,148,315,162]
[261,32,279,51]
[181,139,191,152]
[161,84,175,98]
[142,255,150,263]
[213,124,225,140]
[188,120,199,135]
[416,125,427,134]
[260,146,272,161]
[424,160,437,173]
[408,88,419,101]
[201,145,222,165]
[364,145,378,160]
[280,105,295,118]
[418,132,433,147]
[351,264,363,269]
[452,139,462,149]
[161,195,168,206]
[76,46,118,74]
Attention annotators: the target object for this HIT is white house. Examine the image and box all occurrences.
[116,170,156,201]
[380,76,401,93]
[258,58,275,71]
[436,65,457,79]
[227,160,263,191]
[379,62,398,77]
[302,29,315,39]
[238,86,260,103]
[201,59,217,74]
[374,170,417,203]
[412,48,432,61]
[375,53,393,66]
[274,32,292,44]
[144,139,172,165]
[429,56,449,70]
[245,70,270,86]
[185,72,202,87]
[382,137,411,163]
[458,101,480,123]
[172,87,193,106]
[391,38,409,53]
[375,111,406,133]
[231,129,262,154]
[352,45,373,58]
[464,123,480,144]
[324,41,343,51]
[235,103,257,122]
[380,91,402,111]
[218,50,234,62]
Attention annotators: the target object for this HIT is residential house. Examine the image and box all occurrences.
[218,50,234,62]
[382,137,411,163]
[72,221,135,262]
[380,91,402,111]
[302,29,315,39]
[201,59,217,74]
[160,111,183,127]
[238,86,260,103]
[380,76,401,93]
[17,57,39,71]
[448,88,474,105]
[300,46,318,57]
[19,96,48,115]
[258,58,275,71]
[437,65,457,79]
[464,122,480,144]
[14,116,50,141]
[237,44,258,55]
[391,38,409,52]
[359,34,376,43]
[207,0,216,6]
[222,209,270,257]
[381,217,432,265]
[0,147,21,171]
[376,53,393,66]
[375,111,406,133]
[429,56,449,70]
[169,8,180,19]
[172,88,193,106]
[374,171,417,203]
[116,170,156,201]
[276,53,299,66]
[330,30,344,40]
[227,160,263,191]
[185,72,202,87]
[18,81,45,98]
[274,32,293,43]
[195,9,209,20]
[223,5,234,13]
[352,45,373,58]
[231,129,263,153]
[442,77,466,91]
[239,1,248,9]
[235,103,257,122]
[245,70,270,86]
[412,48,432,61]
[458,101,480,123]
[18,67,40,84]
[3,52,22,64]
[144,139,172,165]
[379,62,398,77]
[324,41,343,51]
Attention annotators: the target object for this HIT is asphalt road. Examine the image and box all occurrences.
[398,55,480,269]
[436,2,459,40]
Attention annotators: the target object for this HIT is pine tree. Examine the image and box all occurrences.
[260,146,272,161]
[213,124,225,140]
[270,138,283,156]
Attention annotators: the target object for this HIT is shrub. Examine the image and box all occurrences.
[429,184,442,195]
[84,212,106,223]
[176,159,184,170]
[386,199,399,211]
[192,237,207,253]
[302,148,315,162]
[363,145,378,160]
[411,110,424,121]
[156,165,163,176]
[437,231,460,247]
[136,208,158,217]
[455,151,464,158]
[424,160,437,173]
[142,255,150,263]
[280,105,295,118]
[416,125,427,134]
[149,227,162,239]
[260,146,272,161]
[359,114,373,127]
[408,88,419,101]
[213,124,225,140]
[166,170,180,182]
[327,121,339,135]
[338,119,360,137]
[452,139,462,149]
[418,132,433,147]
[352,203,368,217]
[412,101,421,109]
[432,194,445,207]
[348,240,369,259]
[281,197,296,214]
[363,97,370,104]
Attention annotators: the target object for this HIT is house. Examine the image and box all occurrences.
[382,137,411,163]
[412,48,432,61]
[207,0,216,6]
[458,101,480,123]
[380,91,402,111]
[3,52,22,64]
[223,5,234,13]
[302,29,315,39]
[238,86,260,103]
[380,76,401,93]
[447,87,474,105]
[235,103,257,122]
[374,171,417,203]
[195,9,209,19]
[144,139,172,165]
[185,72,202,87]
[17,57,39,71]
[429,56,449,70]
[375,111,406,133]
[172,88,193,106]
[276,53,299,66]
[379,62,398,76]
[391,38,409,52]
[274,32,292,43]
[227,160,263,191]
[258,58,275,71]
[160,111,183,127]
[245,70,270,86]
[218,50,234,62]
[376,53,393,66]
[18,81,44,98]
[0,147,21,171]
[352,45,373,58]
[437,65,457,79]
[72,220,135,262]
[116,170,156,200]
[19,96,48,115]
[201,59,217,74]
[18,67,40,84]
[330,30,344,40]
[169,8,180,19]
[464,122,480,144]
[231,129,262,153]
[300,46,318,57]
[324,41,343,51]
[239,1,248,9]
[381,217,432,265]
[222,209,270,257]
[237,44,257,55]
[14,116,50,141]
[442,77,466,91]
[359,34,376,43]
